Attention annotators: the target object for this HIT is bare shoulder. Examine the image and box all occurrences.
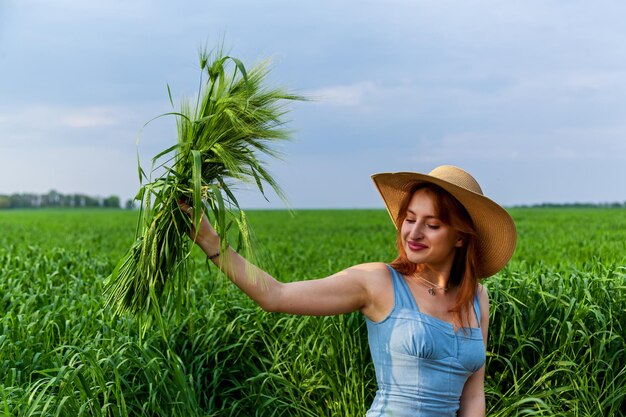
[314,262,391,294]
[477,283,490,303]
[345,261,390,274]
[342,262,391,286]
[477,283,489,295]
[344,262,394,321]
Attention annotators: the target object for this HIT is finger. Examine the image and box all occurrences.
[177,201,193,215]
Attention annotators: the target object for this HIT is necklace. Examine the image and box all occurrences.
[413,274,448,296]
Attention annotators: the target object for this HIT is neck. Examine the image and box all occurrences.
[415,264,451,289]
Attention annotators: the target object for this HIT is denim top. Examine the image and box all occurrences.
[365,265,486,417]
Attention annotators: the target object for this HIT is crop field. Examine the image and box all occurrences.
[1,208,625,416]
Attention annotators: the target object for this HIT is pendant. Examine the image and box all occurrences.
[428,288,436,296]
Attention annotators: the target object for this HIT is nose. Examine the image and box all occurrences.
[408,221,425,240]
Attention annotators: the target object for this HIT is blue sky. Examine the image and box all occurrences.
[2,0,626,208]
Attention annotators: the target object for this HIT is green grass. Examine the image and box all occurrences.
[0,208,625,416]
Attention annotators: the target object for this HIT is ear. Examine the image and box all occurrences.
[455,234,464,248]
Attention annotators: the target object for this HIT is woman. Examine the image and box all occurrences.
[181,165,517,416]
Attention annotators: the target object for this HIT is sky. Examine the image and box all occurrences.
[1,0,626,209]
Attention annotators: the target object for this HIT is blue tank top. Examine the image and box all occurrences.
[365,265,486,416]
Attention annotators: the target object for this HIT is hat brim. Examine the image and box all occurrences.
[371,171,517,278]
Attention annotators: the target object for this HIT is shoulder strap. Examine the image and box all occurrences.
[385,264,420,311]
[473,290,481,327]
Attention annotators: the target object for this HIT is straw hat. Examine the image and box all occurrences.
[371,165,517,278]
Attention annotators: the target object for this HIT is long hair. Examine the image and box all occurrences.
[390,183,479,328]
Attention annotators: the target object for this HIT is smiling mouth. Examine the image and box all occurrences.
[407,241,428,251]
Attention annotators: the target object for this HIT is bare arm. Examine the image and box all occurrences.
[183,205,384,316]
[458,285,490,417]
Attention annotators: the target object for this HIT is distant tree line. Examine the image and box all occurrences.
[515,201,626,209]
[0,190,125,209]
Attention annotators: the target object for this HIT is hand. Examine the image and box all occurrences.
[178,201,220,255]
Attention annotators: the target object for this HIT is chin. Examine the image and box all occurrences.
[405,252,424,265]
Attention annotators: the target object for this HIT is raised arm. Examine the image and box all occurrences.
[182,204,387,317]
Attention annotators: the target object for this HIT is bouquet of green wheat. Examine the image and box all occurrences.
[104,47,303,320]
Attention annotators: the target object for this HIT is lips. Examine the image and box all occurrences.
[407,241,428,251]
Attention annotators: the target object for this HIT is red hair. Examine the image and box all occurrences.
[390,183,479,328]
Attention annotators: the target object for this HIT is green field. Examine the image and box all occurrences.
[1,208,625,416]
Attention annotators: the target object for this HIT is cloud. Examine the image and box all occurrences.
[60,108,119,129]
[549,126,626,160]
[309,81,380,107]
[0,102,175,154]
[404,125,626,166]
[1,105,119,127]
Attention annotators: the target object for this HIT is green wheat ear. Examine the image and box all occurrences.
[104,45,306,324]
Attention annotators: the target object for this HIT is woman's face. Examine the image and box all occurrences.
[400,189,463,273]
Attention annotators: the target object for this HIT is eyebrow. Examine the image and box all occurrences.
[406,209,438,219]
